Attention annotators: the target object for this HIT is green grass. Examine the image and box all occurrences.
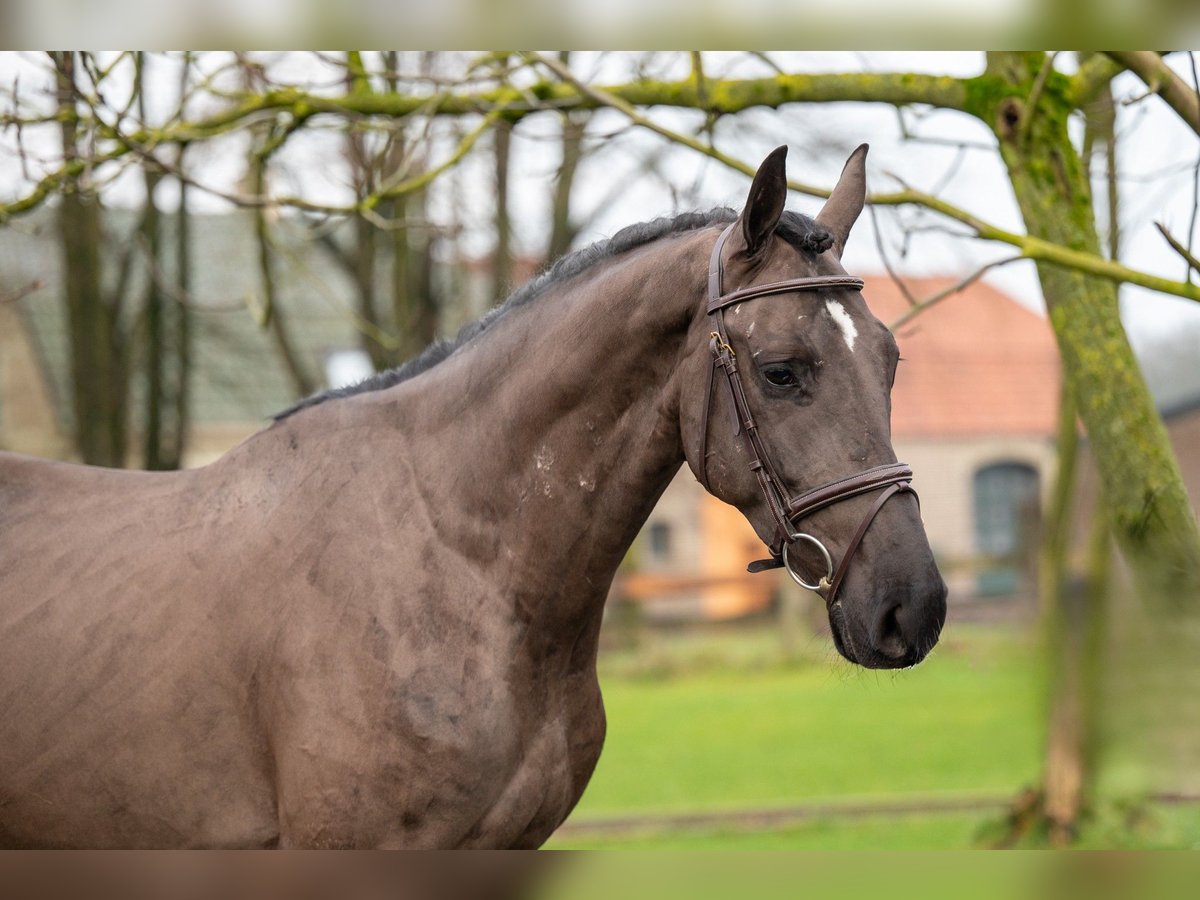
[552,805,1200,850]
[551,812,989,850]
[548,622,1043,848]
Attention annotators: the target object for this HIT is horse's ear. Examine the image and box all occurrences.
[815,144,869,259]
[738,145,789,256]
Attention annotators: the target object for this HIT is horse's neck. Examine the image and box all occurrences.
[407,235,705,626]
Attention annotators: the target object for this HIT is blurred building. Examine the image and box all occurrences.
[1164,396,1200,491]
[0,208,475,467]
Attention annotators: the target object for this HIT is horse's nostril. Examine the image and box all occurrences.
[868,581,947,667]
[872,603,909,660]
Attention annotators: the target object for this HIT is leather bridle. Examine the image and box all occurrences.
[698,222,917,605]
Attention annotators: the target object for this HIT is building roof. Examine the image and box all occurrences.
[1,208,380,430]
[861,275,1061,439]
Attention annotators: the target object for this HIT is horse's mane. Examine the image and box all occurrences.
[274,208,831,420]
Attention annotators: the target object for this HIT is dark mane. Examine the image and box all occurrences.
[274,208,832,420]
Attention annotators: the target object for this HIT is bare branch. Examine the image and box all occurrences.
[866,200,918,307]
[6,53,1200,309]
[1104,51,1200,137]
[0,279,42,304]
[1155,222,1200,279]
[524,51,1200,308]
[889,256,1025,330]
[1068,53,1124,108]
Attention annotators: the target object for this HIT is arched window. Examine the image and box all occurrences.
[973,461,1040,596]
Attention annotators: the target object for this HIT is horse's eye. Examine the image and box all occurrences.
[762,365,798,388]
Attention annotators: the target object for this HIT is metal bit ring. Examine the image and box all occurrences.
[781,533,834,592]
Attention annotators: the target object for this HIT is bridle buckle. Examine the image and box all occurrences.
[708,331,735,359]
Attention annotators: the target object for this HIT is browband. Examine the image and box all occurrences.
[707,276,867,314]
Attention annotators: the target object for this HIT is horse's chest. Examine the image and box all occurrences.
[274,651,605,848]
[472,677,606,847]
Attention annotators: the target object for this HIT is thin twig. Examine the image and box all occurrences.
[866,200,918,306]
[130,230,247,312]
[1018,52,1059,144]
[1187,52,1199,284]
[889,255,1025,330]
[1155,222,1200,279]
[0,279,42,304]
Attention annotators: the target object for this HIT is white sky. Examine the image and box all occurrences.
[2,50,1198,349]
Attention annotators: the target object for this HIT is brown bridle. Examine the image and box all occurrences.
[698,222,917,604]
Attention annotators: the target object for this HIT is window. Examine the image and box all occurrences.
[647,521,672,562]
[973,461,1040,596]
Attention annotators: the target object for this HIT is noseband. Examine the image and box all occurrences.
[698,223,917,605]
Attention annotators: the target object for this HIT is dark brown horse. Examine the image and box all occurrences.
[0,146,945,848]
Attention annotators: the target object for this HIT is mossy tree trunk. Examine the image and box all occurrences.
[975,50,1198,847]
[1032,63,1120,844]
[979,52,1200,600]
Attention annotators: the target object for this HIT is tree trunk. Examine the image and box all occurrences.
[492,120,513,303]
[342,53,390,373]
[253,160,315,399]
[547,54,586,263]
[139,52,188,471]
[54,51,127,467]
[141,158,166,468]
[168,138,194,468]
[1038,384,1084,844]
[391,187,438,363]
[984,51,1200,599]
[547,113,585,262]
[354,211,388,371]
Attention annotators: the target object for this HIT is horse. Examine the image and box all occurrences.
[0,145,946,848]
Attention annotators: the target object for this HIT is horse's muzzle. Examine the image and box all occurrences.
[832,574,947,669]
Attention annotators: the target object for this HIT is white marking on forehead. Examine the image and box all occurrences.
[825,299,857,351]
[746,321,756,337]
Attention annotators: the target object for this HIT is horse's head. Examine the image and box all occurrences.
[679,145,946,669]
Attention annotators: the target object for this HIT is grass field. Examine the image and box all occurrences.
[548,620,1047,848]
